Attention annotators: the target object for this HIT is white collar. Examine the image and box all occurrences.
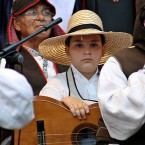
[70,64,98,81]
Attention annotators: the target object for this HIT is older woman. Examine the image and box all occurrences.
[7,0,68,95]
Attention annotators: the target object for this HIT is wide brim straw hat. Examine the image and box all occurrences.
[7,0,64,45]
[39,10,133,65]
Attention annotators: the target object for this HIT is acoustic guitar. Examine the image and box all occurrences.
[14,96,101,145]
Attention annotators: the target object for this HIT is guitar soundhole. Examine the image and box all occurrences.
[71,123,97,145]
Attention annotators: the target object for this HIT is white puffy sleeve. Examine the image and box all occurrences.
[98,57,145,140]
[0,68,34,129]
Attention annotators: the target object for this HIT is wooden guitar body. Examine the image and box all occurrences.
[14,96,101,145]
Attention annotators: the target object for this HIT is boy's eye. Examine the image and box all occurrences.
[75,43,83,48]
[90,43,98,47]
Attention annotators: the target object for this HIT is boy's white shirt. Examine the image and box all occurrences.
[40,64,99,103]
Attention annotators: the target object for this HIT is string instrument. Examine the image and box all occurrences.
[14,96,101,145]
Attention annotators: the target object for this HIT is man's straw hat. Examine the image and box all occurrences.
[39,10,132,65]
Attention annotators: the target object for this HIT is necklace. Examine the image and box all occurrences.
[66,67,97,102]
[25,47,48,79]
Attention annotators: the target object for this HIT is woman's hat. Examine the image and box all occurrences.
[7,0,64,45]
[39,10,133,65]
[12,0,55,15]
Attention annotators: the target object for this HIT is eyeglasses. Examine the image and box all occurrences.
[22,8,53,20]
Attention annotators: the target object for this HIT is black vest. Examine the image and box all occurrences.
[6,47,69,95]
[113,46,145,79]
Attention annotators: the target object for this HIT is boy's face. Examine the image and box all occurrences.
[65,34,105,79]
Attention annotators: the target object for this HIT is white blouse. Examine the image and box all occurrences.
[98,57,145,140]
[0,68,34,129]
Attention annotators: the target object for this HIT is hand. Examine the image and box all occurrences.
[61,96,89,120]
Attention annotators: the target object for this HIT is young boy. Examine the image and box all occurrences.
[39,10,132,120]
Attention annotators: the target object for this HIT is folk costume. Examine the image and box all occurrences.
[98,0,145,144]
[1,0,68,144]
[7,0,69,95]
[39,10,132,103]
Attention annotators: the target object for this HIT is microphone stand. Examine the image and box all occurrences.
[0,17,62,68]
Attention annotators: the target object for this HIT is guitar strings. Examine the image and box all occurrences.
[37,141,96,144]
[37,132,97,144]
[37,131,97,137]
[37,139,96,144]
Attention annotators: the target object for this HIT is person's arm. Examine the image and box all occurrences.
[39,75,68,101]
[98,57,145,140]
[40,74,89,120]
[0,68,34,129]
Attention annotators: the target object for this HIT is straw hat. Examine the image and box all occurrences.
[39,10,133,65]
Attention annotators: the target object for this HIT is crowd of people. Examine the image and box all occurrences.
[0,0,145,145]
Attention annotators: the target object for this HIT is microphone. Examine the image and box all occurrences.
[0,17,62,58]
